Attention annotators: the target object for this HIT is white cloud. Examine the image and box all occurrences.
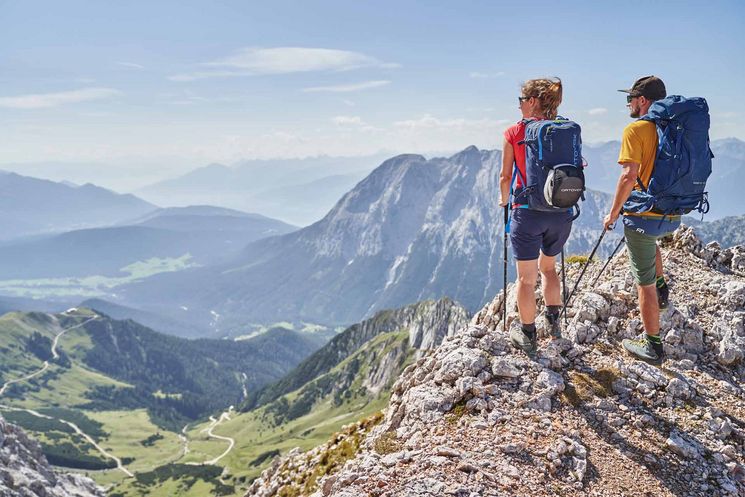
[470,71,505,79]
[0,88,122,109]
[587,107,608,115]
[333,116,365,126]
[394,114,510,130]
[117,62,145,70]
[169,70,250,82]
[303,80,390,93]
[169,47,398,81]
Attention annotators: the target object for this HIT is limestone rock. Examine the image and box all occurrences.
[0,415,105,497]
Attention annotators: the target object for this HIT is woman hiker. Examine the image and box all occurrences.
[498,77,574,355]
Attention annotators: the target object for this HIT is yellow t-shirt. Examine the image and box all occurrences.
[619,120,657,187]
[618,120,679,219]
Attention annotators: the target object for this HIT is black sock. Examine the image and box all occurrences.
[656,276,667,289]
[646,334,664,356]
[546,305,561,322]
[522,323,536,339]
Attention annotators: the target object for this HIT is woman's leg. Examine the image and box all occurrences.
[516,258,539,324]
[538,252,561,306]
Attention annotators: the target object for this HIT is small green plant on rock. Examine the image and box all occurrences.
[373,431,401,455]
[565,254,590,264]
[445,400,468,426]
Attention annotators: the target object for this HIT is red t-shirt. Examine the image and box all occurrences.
[503,120,529,190]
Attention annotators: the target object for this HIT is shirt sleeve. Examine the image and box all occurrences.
[503,123,518,146]
[618,123,643,165]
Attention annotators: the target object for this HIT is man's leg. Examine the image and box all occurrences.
[655,245,669,309]
[623,227,664,362]
[638,283,659,335]
[655,245,663,278]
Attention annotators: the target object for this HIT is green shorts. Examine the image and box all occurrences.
[624,226,660,286]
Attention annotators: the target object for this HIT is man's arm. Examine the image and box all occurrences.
[603,162,640,230]
[499,137,514,207]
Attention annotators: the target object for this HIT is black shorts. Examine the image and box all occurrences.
[510,208,573,261]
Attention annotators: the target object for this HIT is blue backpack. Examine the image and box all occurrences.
[624,95,713,216]
[513,118,585,219]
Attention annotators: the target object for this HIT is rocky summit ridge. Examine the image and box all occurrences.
[0,414,105,497]
[246,226,745,497]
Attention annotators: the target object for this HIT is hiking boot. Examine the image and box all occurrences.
[657,283,670,310]
[545,312,562,338]
[622,335,664,364]
[510,325,537,356]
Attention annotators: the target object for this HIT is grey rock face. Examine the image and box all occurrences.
[536,370,565,396]
[718,327,745,365]
[491,357,523,378]
[666,432,699,459]
[0,415,105,497]
[666,377,693,400]
[433,348,489,385]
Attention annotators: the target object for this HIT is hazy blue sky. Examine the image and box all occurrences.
[1,0,743,187]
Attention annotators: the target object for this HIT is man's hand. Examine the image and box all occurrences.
[498,196,508,208]
[603,211,619,231]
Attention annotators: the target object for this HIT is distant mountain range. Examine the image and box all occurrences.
[2,140,739,338]
[687,214,745,247]
[0,171,156,240]
[135,154,390,226]
[0,206,296,280]
[582,137,745,220]
[117,146,617,335]
[78,298,208,338]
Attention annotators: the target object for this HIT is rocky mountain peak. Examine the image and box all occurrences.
[0,414,105,497]
[246,227,745,497]
[122,145,616,330]
[448,145,481,164]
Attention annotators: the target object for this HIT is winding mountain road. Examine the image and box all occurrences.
[0,403,134,477]
[0,312,133,477]
[185,408,236,466]
[0,315,96,396]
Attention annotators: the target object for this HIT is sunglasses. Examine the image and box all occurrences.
[626,94,642,103]
[518,96,534,103]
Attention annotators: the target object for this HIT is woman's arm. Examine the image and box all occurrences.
[499,137,514,207]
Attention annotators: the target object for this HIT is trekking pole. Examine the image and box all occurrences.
[560,228,607,322]
[561,249,567,326]
[590,237,626,287]
[503,205,509,333]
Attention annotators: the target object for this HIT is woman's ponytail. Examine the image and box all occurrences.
[521,77,563,119]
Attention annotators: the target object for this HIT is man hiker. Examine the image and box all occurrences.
[603,75,675,363]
